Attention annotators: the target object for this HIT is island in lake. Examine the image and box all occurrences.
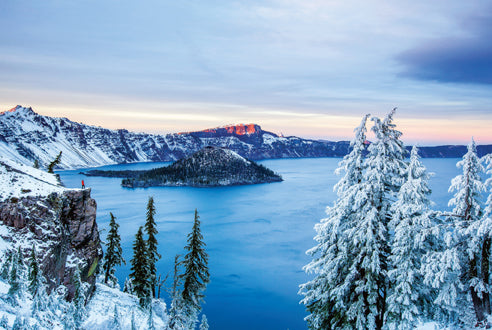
[84,146,283,187]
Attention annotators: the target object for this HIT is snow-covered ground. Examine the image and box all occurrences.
[0,278,167,330]
[0,156,66,201]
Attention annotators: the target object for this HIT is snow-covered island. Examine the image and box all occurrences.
[85,146,283,187]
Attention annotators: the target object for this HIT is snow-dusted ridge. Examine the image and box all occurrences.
[0,105,351,169]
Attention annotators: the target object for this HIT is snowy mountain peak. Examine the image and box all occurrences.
[0,105,35,117]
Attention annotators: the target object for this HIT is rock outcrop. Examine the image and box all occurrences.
[0,157,103,301]
[0,189,102,300]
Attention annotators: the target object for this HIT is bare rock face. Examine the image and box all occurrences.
[0,188,102,301]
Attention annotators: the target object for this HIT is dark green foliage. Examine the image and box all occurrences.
[72,267,86,327]
[130,226,151,307]
[103,212,125,286]
[144,197,161,298]
[28,244,40,295]
[47,151,62,173]
[180,210,209,320]
[90,147,282,187]
[8,247,24,298]
[33,159,39,169]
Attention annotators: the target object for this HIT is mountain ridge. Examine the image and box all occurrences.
[1,105,491,170]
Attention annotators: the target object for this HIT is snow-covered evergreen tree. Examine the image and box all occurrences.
[130,226,151,307]
[103,212,125,287]
[344,108,406,329]
[73,266,87,327]
[386,146,435,329]
[168,254,187,330]
[180,209,209,328]
[8,247,25,301]
[449,139,488,324]
[422,139,488,327]
[28,244,40,295]
[301,109,407,330]
[144,196,161,298]
[199,314,209,330]
[123,277,135,294]
[299,114,370,329]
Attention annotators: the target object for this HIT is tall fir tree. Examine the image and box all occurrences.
[72,266,87,328]
[299,114,370,329]
[180,209,210,327]
[144,196,161,298]
[343,108,406,329]
[130,226,151,307]
[167,254,187,330]
[103,212,126,286]
[8,247,25,300]
[28,244,40,295]
[428,139,488,326]
[386,146,435,329]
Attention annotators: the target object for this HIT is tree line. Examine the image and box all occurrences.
[300,109,492,329]
[103,197,210,329]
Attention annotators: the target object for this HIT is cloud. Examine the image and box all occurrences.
[397,10,492,85]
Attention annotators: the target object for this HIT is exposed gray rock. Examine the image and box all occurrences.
[0,189,102,301]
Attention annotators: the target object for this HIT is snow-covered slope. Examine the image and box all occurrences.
[0,156,65,201]
[0,105,350,169]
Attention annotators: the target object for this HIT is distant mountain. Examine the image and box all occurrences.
[87,146,283,187]
[1,106,490,170]
[0,106,350,169]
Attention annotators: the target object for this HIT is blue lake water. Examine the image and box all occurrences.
[58,158,462,330]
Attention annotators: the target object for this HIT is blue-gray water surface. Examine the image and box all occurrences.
[58,158,461,330]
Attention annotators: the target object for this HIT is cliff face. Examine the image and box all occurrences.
[0,189,102,301]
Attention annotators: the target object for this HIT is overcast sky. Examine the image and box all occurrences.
[1,0,491,144]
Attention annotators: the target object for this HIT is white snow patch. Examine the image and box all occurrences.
[0,156,65,201]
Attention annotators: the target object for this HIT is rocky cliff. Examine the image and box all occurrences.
[0,158,102,301]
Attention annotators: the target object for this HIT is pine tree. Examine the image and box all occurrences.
[168,255,187,330]
[123,277,134,294]
[429,139,488,326]
[28,244,40,295]
[73,266,87,327]
[199,314,209,330]
[8,248,24,300]
[47,151,62,173]
[103,212,125,286]
[144,196,161,298]
[130,226,151,307]
[299,114,370,329]
[386,146,435,329]
[33,159,39,169]
[180,209,210,327]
